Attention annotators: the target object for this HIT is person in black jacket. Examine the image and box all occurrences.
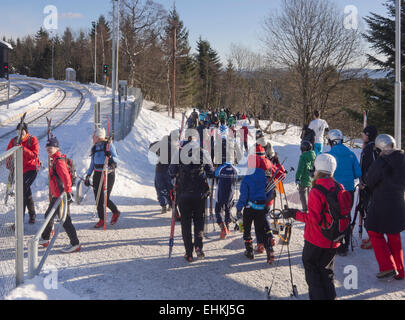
[169,134,215,262]
[365,134,405,280]
[358,126,379,249]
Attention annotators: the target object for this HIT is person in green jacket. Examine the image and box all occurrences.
[219,109,227,122]
[227,114,235,127]
[295,141,316,211]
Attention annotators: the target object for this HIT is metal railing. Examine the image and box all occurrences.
[27,192,68,279]
[0,146,24,297]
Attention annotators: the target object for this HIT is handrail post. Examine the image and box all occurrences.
[15,147,24,286]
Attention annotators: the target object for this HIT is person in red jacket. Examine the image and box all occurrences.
[39,137,81,254]
[6,122,40,224]
[282,153,340,300]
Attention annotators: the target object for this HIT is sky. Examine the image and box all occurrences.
[0,0,390,63]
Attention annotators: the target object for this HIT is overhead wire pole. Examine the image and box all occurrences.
[111,0,117,137]
[116,0,120,93]
[171,23,177,119]
[395,0,402,147]
[93,21,97,84]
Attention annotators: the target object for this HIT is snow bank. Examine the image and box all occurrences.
[5,276,83,300]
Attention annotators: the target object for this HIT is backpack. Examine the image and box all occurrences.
[91,141,117,169]
[177,150,210,199]
[13,135,42,170]
[52,156,77,187]
[312,182,352,246]
[301,126,315,146]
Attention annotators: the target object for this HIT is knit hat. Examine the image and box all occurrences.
[46,137,59,148]
[16,122,28,133]
[363,126,378,142]
[94,128,106,139]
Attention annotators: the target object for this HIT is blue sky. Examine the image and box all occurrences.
[1,0,389,62]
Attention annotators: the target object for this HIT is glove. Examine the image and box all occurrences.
[105,151,112,158]
[84,175,91,187]
[281,209,298,220]
[67,193,74,204]
[235,210,244,233]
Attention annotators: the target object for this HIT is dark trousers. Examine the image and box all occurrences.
[338,190,355,253]
[23,170,37,216]
[93,170,119,220]
[302,241,337,300]
[178,195,206,256]
[243,208,270,251]
[254,210,272,245]
[215,202,232,225]
[155,171,172,207]
[298,186,309,212]
[41,197,79,246]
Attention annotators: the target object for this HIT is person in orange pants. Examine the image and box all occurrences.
[365,134,405,280]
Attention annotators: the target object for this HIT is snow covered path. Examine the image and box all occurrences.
[3,89,405,300]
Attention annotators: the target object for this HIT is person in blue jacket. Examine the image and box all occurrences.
[236,151,274,264]
[85,127,120,228]
[327,129,361,255]
[215,159,238,240]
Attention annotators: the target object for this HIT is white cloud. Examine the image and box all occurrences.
[59,12,84,20]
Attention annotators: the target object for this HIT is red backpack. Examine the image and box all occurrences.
[312,182,352,247]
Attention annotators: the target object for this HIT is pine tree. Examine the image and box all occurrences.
[362,0,405,143]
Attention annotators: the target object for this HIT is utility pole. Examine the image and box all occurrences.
[171,24,177,119]
[115,0,120,93]
[93,21,97,84]
[395,0,402,147]
[112,0,117,137]
[51,31,54,79]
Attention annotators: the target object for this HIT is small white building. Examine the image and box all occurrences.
[65,68,76,82]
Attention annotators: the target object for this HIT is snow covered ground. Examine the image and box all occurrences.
[2,82,405,300]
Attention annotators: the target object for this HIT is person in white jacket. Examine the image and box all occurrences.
[308,110,329,156]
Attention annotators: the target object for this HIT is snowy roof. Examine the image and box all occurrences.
[0,40,13,50]
[65,68,75,72]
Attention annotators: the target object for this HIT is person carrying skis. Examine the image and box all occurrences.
[236,144,275,264]
[150,134,173,214]
[295,141,316,211]
[365,134,405,280]
[308,110,329,156]
[281,153,346,300]
[39,137,81,253]
[214,137,238,239]
[169,134,215,262]
[188,108,199,129]
[85,128,120,228]
[358,126,379,250]
[327,129,361,256]
[6,122,40,224]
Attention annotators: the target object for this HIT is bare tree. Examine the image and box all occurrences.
[263,0,364,125]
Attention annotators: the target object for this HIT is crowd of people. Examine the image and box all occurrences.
[5,105,405,300]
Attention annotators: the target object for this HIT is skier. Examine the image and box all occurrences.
[85,128,120,228]
[365,134,405,280]
[169,134,215,262]
[327,129,361,256]
[150,134,173,214]
[295,141,316,211]
[188,108,199,129]
[358,125,379,250]
[236,144,275,264]
[214,138,238,239]
[219,109,227,122]
[227,114,236,128]
[241,122,249,152]
[308,110,329,156]
[39,137,81,253]
[301,124,316,149]
[281,153,344,300]
[6,122,40,224]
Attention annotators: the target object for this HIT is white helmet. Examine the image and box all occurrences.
[314,154,337,175]
[94,127,106,139]
[327,129,343,145]
[375,134,396,152]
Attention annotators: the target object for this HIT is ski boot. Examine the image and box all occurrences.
[225,223,231,235]
[111,211,120,225]
[61,244,81,254]
[94,220,105,229]
[255,243,265,254]
[219,223,229,240]
[161,206,168,214]
[28,214,36,225]
[244,240,254,260]
[195,247,205,260]
[266,249,275,265]
[376,270,398,279]
[184,253,193,263]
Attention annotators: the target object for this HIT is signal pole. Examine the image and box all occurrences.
[171,24,177,119]
[394,0,402,147]
[93,21,97,84]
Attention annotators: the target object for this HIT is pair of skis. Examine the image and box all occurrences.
[169,113,186,258]
[5,112,27,205]
[94,116,112,230]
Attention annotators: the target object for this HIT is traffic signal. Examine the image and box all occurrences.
[103,64,108,74]
[2,62,8,79]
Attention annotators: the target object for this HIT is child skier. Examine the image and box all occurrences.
[281,153,350,300]
[295,140,316,211]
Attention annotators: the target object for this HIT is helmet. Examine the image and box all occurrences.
[314,154,337,175]
[300,140,313,152]
[375,134,396,152]
[327,129,343,145]
[256,130,264,140]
